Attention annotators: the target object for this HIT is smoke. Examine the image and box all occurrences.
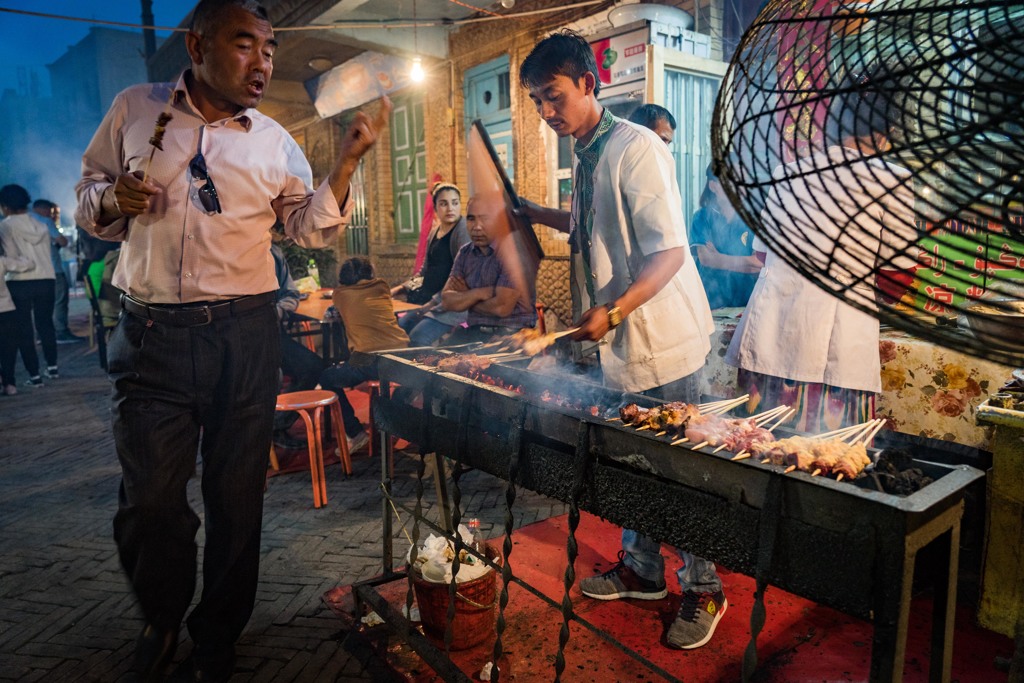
[2,126,85,228]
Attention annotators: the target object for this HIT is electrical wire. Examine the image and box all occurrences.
[0,1,609,32]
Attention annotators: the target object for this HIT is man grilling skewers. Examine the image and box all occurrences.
[518,31,722,650]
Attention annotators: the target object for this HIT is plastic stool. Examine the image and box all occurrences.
[274,390,353,508]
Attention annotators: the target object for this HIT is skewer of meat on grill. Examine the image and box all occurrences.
[618,401,701,436]
[750,419,884,481]
[681,405,793,452]
[480,326,581,358]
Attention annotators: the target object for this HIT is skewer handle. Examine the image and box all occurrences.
[712,443,728,453]
[783,465,797,474]
[731,452,751,461]
[655,431,667,437]
[636,425,651,432]
[860,419,887,446]
[671,438,688,446]
[835,473,845,482]
[691,440,709,450]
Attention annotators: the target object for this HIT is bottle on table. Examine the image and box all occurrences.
[307,258,320,287]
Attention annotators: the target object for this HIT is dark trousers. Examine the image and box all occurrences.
[108,303,280,654]
[54,272,71,335]
[280,333,325,393]
[0,309,18,386]
[8,278,57,375]
[319,361,376,437]
[275,333,326,430]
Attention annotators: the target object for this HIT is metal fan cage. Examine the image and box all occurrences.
[712,0,1024,365]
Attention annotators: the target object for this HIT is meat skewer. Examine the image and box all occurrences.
[711,405,791,453]
[142,89,176,184]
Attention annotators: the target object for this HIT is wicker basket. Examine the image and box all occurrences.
[411,543,501,650]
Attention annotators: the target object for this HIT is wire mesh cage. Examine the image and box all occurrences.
[713,0,1024,365]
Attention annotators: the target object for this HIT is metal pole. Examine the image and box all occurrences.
[140,0,156,81]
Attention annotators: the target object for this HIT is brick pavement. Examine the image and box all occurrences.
[0,296,566,682]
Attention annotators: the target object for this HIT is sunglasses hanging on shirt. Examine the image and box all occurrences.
[189,128,222,214]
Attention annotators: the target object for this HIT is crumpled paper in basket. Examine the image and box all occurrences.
[407,525,491,584]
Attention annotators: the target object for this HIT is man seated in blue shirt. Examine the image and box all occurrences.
[441,197,537,345]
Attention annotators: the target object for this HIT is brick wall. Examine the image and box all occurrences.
[295,0,726,321]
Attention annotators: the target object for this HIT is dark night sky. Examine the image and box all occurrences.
[0,1,184,93]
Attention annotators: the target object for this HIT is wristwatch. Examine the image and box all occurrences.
[605,304,623,329]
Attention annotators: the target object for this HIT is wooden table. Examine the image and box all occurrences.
[291,289,421,363]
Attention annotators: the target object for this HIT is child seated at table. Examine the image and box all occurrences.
[319,257,409,453]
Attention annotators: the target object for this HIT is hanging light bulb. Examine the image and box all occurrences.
[500,0,515,7]
[409,0,425,83]
[410,56,425,83]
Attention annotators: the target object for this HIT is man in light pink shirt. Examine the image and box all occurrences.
[74,1,389,680]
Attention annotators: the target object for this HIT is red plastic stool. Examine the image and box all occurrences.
[274,390,353,508]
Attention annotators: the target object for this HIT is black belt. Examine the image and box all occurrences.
[121,291,276,327]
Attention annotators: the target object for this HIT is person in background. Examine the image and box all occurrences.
[0,231,33,396]
[0,184,60,386]
[73,1,388,680]
[395,182,471,346]
[518,31,722,650]
[271,238,326,445]
[628,103,676,145]
[689,165,761,309]
[33,200,84,343]
[76,224,120,300]
[440,197,537,345]
[725,79,918,433]
[319,257,409,454]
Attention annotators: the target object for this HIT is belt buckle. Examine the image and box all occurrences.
[198,306,213,325]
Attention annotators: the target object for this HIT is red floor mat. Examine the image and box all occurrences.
[328,513,1013,682]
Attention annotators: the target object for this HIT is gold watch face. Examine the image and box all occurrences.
[607,306,622,328]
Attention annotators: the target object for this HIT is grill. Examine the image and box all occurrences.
[361,348,984,682]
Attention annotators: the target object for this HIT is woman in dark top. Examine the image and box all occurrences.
[395,183,471,345]
[689,166,762,309]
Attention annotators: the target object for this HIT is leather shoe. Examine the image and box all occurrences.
[133,624,178,681]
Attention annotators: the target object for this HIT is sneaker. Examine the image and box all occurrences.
[24,376,43,387]
[56,333,86,344]
[346,430,370,454]
[579,551,667,601]
[45,366,59,379]
[3,385,16,396]
[665,590,728,650]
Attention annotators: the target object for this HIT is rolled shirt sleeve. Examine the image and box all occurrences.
[75,91,130,241]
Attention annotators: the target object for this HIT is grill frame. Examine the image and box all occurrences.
[364,349,984,681]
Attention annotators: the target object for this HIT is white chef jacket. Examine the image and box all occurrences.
[571,118,714,393]
[725,146,919,393]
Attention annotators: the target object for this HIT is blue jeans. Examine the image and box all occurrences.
[622,368,722,594]
[399,313,452,348]
[108,302,280,650]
